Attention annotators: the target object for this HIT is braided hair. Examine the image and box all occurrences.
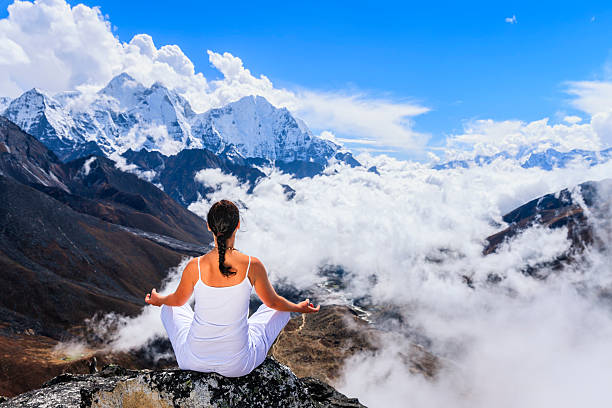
[207,200,240,277]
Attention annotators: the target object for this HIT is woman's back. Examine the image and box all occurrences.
[185,253,252,367]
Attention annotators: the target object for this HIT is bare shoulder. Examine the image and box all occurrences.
[247,255,264,270]
[183,256,200,278]
[246,256,267,281]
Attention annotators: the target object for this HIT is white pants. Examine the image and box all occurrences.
[160,303,290,376]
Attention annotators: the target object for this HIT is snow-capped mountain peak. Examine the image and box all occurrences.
[99,72,146,109]
[3,88,77,149]
[190,94,335,163]
[2,73,346,167]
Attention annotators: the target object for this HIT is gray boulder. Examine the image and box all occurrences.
[0,357,365,408]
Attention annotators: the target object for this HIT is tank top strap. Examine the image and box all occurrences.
[197,255,202,281]
[245,255,252,286]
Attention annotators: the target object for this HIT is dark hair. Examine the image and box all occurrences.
[207,200,239,277]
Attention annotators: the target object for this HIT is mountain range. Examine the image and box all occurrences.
[1,73,356,172]
[433,147,612,171]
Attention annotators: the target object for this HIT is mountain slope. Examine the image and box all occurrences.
[121,147,265,206]
[483,179,611,278]
[0,117,212,338]
[0,175,184,338]
[0,117,209,244]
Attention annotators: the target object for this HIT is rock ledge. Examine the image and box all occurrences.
[0,357,365,408]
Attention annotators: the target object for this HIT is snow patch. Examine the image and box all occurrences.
[82,157,96,176]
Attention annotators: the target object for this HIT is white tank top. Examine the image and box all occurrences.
[186,255,252,365]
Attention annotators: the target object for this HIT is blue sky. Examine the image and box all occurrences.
[1,0,612,154]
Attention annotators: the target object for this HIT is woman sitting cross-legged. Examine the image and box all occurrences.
[145,199,320,377]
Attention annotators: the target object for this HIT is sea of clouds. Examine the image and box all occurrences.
[99,154,612,408]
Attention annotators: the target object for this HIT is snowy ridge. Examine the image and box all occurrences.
[1,73,341,165]
[433,147,612,171]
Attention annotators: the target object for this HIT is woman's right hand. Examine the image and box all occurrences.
[145,288,163,307]
[296,298,320,313]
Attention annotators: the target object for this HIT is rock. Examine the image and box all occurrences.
[301,377,364,408]
[0,358,365,408]
[88,357,98,374]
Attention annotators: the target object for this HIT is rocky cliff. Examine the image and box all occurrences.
[0,358,365,408]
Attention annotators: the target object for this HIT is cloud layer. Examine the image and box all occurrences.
[92,153,612,407]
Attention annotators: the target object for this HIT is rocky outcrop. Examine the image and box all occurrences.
[0,358,365,408]
[483,179,612,278]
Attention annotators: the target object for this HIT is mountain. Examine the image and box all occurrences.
[432,152,513,170]
[483,178,611,278]
[191,94,337,164]
[0,117,211,340]
[1,74,357,174]
[520,147,612,170]
[121,147,266,206]
[433,148,612,171]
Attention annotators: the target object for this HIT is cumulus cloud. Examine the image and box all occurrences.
[505,15,517,24]
[442,117,603,160]
[0,0,429,151]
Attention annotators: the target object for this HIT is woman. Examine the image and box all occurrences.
[145,199,319,377]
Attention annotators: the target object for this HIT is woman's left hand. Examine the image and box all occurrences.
[145,288,163,306]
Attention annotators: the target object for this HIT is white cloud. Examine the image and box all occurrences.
[563,79,612,149]
[563,115,582,124]
[122,123,185,156]
[336,137,379,145]
[194,168,240,190]
[566,80,612,115]
[81,156,96,176]
[443,117,602,160]
[505,15,517,24]
[0,0,429,152]
[289,88,430,150]
[0,37,29,65]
